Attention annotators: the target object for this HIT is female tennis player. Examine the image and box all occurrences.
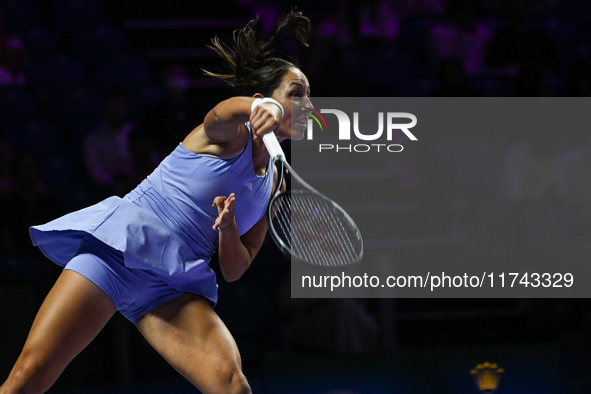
[0,10,312,394]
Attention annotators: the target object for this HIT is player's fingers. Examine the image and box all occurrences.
[212,212,228,229]
[212,196,228,215]
[212,196,227,207]
[250,107,269,129]
[254,119,279,140]
[251,106,281,136]
[224,195,236,216]
[252,116,270,134]
[212,207,233,230]
[249,110,261,127]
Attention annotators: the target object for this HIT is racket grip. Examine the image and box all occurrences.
[262,131,286,160]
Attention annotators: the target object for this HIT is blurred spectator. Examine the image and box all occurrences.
[560,58,591,97]
[2,153,62,253]
[252,3,280,36]
[146,64,201,158]
[497,128,563,202]
[431,56,483,96]
[0,138,15,199]
[304,2,356,95]
[283,298,379,353]
[357,0,400,43]
[558,142,591,227]
[0,10,27,86]
[486,0,559,75]
[310,0,399,49]
[318,0,354,48]
[0,139,15,252]
[490,124,568,252]
[129,125,160,184]
[405,0,444,16]
[429,0,494,76]
[84,91,136,198]
[323,391,362,394]
[511,64,550,96]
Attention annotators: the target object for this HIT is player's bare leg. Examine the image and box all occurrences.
[0,270,116,394]
[136,293,251,394]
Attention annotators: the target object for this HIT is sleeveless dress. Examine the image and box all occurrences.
[30,127,274,304]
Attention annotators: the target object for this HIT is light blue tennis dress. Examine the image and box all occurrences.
[30,128,273,323]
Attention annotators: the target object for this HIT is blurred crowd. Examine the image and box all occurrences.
[0,0,589,258]
[0,1,590,386]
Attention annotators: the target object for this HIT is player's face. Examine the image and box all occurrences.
[271,68,312,141]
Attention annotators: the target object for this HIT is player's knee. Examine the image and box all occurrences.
[6,350,56,394]
[228,368,251,394]
[206,367,250,394]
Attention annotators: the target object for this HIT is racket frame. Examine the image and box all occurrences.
[263,132,364,267]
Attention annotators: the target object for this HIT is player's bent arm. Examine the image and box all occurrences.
[203,96,283,143]
[218,216,268,282]
[218,164,284,282]
[203,97,254,144]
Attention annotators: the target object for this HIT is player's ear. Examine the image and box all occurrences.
[252,93,264,99]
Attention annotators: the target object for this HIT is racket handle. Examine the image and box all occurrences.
[262,131,286,160]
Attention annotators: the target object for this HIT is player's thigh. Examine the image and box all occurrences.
[3,269,116,391]
[136,294,249,393]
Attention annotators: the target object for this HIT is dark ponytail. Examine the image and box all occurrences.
[202,10,311,96]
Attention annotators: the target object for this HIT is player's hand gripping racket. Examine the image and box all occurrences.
[262,132,363,267]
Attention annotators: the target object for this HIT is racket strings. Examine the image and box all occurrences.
[271,193,361,267]
[297,195,357,265]
[275,197,292,244]
[299,197,358,267]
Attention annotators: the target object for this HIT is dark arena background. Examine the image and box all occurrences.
[1,0,591,393]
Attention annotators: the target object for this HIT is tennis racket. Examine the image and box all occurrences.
[262,132,363,267]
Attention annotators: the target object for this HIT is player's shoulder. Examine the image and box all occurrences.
[184,123,250,156]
